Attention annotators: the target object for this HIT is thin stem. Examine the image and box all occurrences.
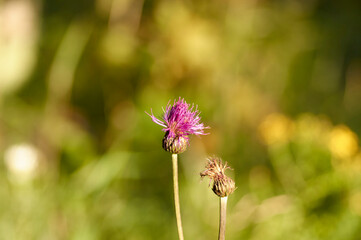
[218,196,228,240]
[172,154,184,240]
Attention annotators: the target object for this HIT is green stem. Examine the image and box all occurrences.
[172,154,184,240]
[218,196,228,240]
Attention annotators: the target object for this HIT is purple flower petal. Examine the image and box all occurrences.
[146,97,209,138]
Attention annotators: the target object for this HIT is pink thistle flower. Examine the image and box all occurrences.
[147,97,209,154]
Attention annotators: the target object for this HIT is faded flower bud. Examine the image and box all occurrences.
[212,175,236,197]
[162,132,188,154]
[201,157,236,197]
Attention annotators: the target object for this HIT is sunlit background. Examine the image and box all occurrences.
[1,0,361,239]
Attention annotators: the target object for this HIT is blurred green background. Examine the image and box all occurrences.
[1,0,361,239]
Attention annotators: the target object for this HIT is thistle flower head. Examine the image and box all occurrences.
[147,97,209,154]
[200,157,235,197]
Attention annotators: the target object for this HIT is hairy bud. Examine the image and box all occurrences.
[212,175,236,197]
[162,132,188,154]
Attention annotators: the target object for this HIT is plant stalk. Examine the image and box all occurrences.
[218,196,228,240]
[172,154,184,240]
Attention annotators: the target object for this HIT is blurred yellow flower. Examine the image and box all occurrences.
[258,113,294,145]
[328,125,359,159]
[156,1,220,69]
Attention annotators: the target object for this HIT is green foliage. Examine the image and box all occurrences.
[0,0,361,239]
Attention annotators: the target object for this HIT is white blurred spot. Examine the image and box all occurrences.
[4,143,39,183]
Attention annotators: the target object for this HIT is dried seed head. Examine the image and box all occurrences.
[200,157,236,197]
[200,157,230,179]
